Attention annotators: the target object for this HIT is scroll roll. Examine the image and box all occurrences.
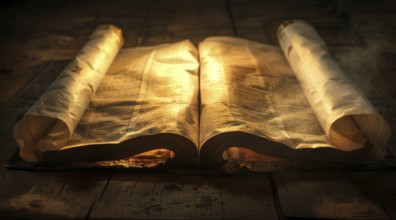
[278,20,391,159]
[14,25,123,162]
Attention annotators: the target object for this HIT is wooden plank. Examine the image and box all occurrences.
[138,0,234,46]
[0,145,109,219]
[90,1,278,219]
[324,2,396,156]
[0,37,83,218]
[274,170,390,219]
[338,0,396,15]
[0,6,94,214]
[256,1,362,46]
[0,1,100,108]
[90,172,278,219]
[0,0,150,144]
[248,2,396,219]
[0,141,71,219]
[0,1,149,219]
[0,143,110,219]
[229,0,272,42]
[0,9,98,146]
[236,0,396,158]
[350,171,396,220]
[1,1,395,219]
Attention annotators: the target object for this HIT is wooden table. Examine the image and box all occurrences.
[1,0,396,219]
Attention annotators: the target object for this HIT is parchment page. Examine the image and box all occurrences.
[278,20,391,159]
[199,37,340,165]
[54,40,199,164]
[14,25,123,162]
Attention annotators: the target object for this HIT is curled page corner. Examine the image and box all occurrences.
[278,20,391,159]
[13,25,124,162]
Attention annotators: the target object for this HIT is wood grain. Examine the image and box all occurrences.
[90,172,278,219]
[0,1,148,219]
[350,171,396,220]
[274,170,390,219]
[89,1,278,219]
[0,0,395,219]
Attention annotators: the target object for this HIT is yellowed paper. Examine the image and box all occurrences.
[13,21,391,167]
[198,36,334,165]
[14,35,200,165]
[14,25,123,162]
[60,40,200,165]
[278,20,391,158]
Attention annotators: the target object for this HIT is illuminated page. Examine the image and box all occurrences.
[278,20,391,159]
[14,25,123,162]
[199,37,350,166]
[52,40,200,165]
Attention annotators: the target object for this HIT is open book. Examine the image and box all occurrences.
[12,20,391,170]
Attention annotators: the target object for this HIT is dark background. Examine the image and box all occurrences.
[0,0,396,219]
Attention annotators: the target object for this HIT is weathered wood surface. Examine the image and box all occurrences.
[89,172,278,219]
[275,170,393,219]
[0,0,395,219]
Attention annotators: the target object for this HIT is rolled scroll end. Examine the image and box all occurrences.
[13,24,124,163]
[277,19,310,40]
[14,134,40,163]
[277,19,391,160]
[13,115,72,162]
[353,114,391,159]
[36,119,70,152]
[96,24,124,48]
[329,116,367,151]
[329,114,391,159]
